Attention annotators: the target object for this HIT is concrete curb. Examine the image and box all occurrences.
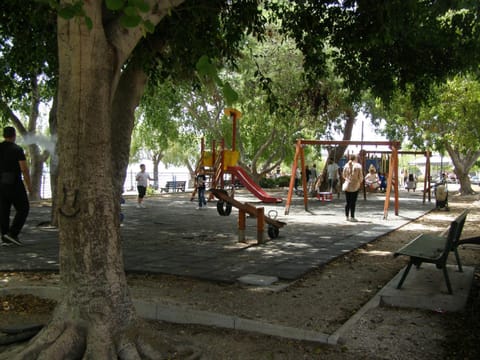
[0,286,337,344]
[2,264,472,346]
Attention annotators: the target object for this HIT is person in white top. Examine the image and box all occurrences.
[342,154,363,222]
[326,158,339,193]
[135,164,153,208]
[364,164,380,191]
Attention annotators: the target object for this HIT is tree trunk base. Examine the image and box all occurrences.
[0,318,203,360]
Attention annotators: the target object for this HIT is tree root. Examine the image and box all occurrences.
[0,324,43,346]
[0,319,203,360]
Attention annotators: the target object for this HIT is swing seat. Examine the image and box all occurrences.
[405,181,416,190]
[365,181,380,192]
[316,192,333,202]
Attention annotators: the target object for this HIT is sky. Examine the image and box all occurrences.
[333,112,389,152]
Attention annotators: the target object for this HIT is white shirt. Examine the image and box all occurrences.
[327,163,339,180]
[136,171,151,187]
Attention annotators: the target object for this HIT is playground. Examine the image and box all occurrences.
[1,105,478,357]
[189,110,440,232]
[1,110,479,357]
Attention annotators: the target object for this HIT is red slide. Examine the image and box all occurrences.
[227,166,282,203]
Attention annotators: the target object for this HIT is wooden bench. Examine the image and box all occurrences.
[393,209,468,294]
[160,180,186,193]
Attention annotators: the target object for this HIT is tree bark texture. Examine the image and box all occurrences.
[2,2,148,358]
[446,143,480,195]
[319,108,356,191]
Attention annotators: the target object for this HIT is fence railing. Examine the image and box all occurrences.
[39,170,192,199]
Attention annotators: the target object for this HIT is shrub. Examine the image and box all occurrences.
[259,177,276,188]
[276,175,291,188]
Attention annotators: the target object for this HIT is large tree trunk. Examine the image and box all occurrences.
[6,3,155,359]
[42,6,136,358]
[446,143,480,195]
[152,153,163,190]
[26,143,46,201]
[26,77,48,201]
[319,108,356,191]
[111,58,149,195]
[248,128,286,183]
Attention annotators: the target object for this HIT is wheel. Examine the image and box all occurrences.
[268,209,278,220]
[268,225,279,239]
[217,200,232,216]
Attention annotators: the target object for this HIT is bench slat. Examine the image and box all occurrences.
[394,234,446,260]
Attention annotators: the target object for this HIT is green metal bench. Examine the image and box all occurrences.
[160,180,186,193]
[393,209,468,294]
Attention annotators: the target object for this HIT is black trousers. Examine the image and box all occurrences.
[345,190,359,218]
[0,183,29,237]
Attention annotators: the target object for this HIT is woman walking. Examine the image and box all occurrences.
[342,154,363,222]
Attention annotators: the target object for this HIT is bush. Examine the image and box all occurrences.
[276,175,291,188]
[259,177,276,188]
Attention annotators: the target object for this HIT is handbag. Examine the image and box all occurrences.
[342,180,349,192]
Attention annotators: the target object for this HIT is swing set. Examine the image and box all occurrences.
[285,139,432,219]
[361,149,433,194]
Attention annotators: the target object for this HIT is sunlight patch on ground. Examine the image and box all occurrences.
[357,249,392,257]
[398,222,445,232]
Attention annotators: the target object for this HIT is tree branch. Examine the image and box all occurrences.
[0,97,26,133]
[105,0,186,67]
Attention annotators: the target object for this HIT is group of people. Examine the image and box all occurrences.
[296,162,343,194]
[295,164,319,192]
[0,126,416,243]
[135,164,208,210]
[294,155,389,222]
[137,164,207,210]
[292,155,363,222]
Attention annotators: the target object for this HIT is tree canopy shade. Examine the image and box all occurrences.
[0,1,58,201]
[130,77,184,186]
[421,74,480,193]
[365,74,480,194]
[273,0,480,103]
[0,0,57,102]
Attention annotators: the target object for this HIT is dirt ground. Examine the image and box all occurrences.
[1,193,480,359]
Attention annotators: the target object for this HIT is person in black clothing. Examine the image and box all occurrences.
[196,167,207,209]
[0,127,32,246]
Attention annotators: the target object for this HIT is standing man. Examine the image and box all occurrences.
[0,126,32,246]
[135,164,153,208]
[326,158,339,193]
